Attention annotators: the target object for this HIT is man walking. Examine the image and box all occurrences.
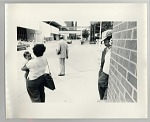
[57,35,68,76]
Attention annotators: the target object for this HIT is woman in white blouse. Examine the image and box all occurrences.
[21,44,47,102]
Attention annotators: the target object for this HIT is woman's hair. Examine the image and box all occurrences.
[33,44,46,57]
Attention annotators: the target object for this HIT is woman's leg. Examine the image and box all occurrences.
[39,83,45,102]
[26,77,43,102]
[26,85,41,102]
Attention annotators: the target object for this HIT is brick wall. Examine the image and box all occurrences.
[107,21,137,102]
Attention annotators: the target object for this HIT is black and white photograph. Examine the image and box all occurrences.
[5,3,147,118]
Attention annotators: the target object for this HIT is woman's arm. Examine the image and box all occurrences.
[21,64,28,71]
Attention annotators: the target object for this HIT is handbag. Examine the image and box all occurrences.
[44,59,55,90]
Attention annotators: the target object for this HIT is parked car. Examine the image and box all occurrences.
[17,42,29,51]
[21,42,30,47]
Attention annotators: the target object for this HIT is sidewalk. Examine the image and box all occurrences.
[17,40,101,103]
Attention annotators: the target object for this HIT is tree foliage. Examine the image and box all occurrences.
[101,22,113,34]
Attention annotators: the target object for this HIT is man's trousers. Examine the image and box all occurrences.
[98,71,109,100]
[59,58,65,75]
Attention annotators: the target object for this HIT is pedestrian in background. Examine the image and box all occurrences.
[21,44,47,102]
[98,30,112,100]
[56,35,68,76]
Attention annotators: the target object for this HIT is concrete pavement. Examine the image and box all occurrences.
[17,40,101,103]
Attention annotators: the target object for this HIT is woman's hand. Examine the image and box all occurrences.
[21,65,28,71]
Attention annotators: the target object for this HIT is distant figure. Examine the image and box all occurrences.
[22,51,32,80]
[56,35,68,76]
[98,30,112,100]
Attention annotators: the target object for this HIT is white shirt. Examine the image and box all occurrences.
[99,43,106,65]
[103,48,111,75]
[26,56,47,80]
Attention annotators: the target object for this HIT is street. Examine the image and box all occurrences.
[17,40,100,103]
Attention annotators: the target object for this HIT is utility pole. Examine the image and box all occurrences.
[99,21,102,39]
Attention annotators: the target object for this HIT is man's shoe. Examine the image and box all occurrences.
[58,74,65,76]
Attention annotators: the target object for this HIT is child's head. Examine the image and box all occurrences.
[23,51,32,60]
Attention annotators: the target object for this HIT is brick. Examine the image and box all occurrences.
[112,40,118,46]
[110,87,116,102]
[113,26,119,33]
[112,95,116,102]
[110,64,114,72]
[111,46,117,53]
[132,29,137,39]
[119,48,130,59]
[113,32,121,39]
[133,90,137,102]
[123,59,129,69]
[120,31,127,39]
[118,64,127,78]
[107,91,111,101]
[111,59,118,69]
[125,92,134,102]
[111,51,116,60]
[109,69,113,76]
[116,96,120,102]
[119,93,126,102]
[115,47,119,54]
[130,51,137,63]
[128,22,137,29]
[114,93,119,102]
[121,78,133,96]
[111,47,117,54]
[113,21,122,26]
[113,22,117,26]
[123,59,136,75]
[116,55,123,65]
[116,47,121,54]
[127,72,137,88]
[119,22,127,31]
[113,94,117,102]
[135,68,137,76]
[116,71,122,81]
[117,82,125,95]
[128,62,136,75]
[110,74,117,84]
[126,30,132,39]
[110,65,114,72]
[110,64,118,76]
[125,40,137,50]
[108,81,113,91]
[112,82,120,96]
[117,40,125,47]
